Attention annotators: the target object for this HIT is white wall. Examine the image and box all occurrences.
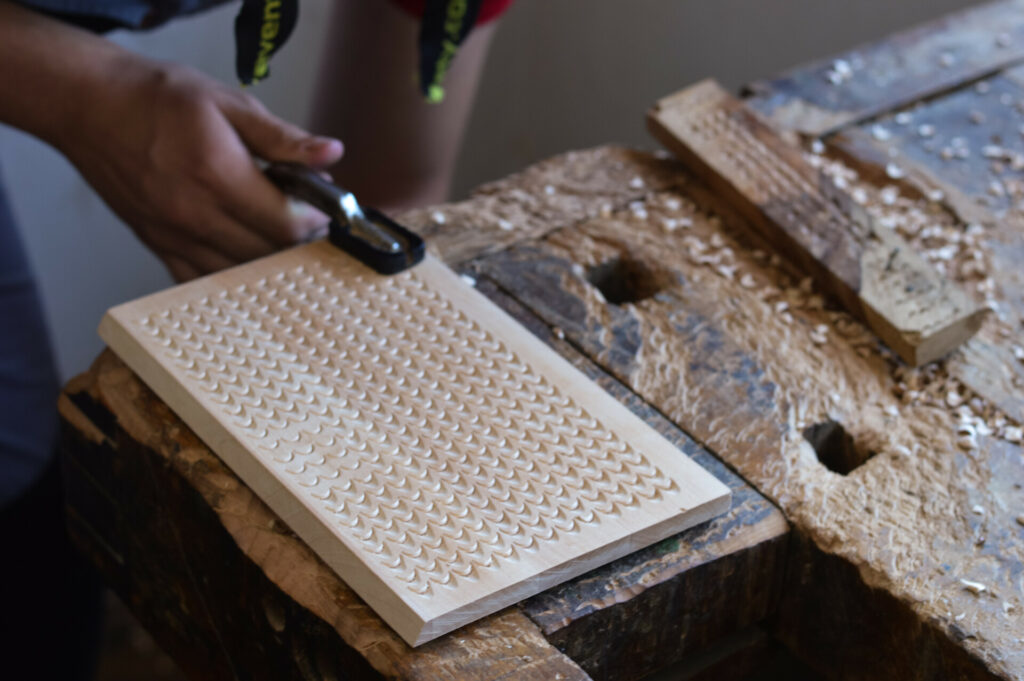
[0,0,980,379]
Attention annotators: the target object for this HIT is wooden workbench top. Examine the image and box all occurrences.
[58,3,1024,678]
[60,147,789,681]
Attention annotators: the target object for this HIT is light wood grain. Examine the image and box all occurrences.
[648,79,986,366]
[99,242,729,646]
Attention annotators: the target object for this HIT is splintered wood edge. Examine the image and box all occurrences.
[646,79,986,367]
[99,245,730,646]
[859,272,988,367]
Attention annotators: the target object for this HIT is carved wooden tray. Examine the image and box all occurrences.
[100,242,730,645]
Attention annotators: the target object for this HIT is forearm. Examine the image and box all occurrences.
[310,0,496,212]
[0,1,343,281]
[0,1,138,150]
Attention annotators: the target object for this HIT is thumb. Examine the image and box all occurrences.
[224,96,344,168]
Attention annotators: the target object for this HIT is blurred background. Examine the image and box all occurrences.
[0,0,982,381]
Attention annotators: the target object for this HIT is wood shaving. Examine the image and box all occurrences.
[961,579,987,595]
[871,124,892,141]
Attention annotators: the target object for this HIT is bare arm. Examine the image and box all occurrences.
[0,1,343,281]
[310,0,497,213]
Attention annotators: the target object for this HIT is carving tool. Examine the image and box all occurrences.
[264,162,425,274]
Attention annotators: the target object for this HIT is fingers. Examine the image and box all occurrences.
[293,199,331,241]
[144,218,242,276]
[145,185,283,263]
[203,93,338,247]
[71,61,340,278]
[193,200,282,261]
[172,240,238,274]
[163,255,202,282]
[223,94,343,168]
[212,162,332,247]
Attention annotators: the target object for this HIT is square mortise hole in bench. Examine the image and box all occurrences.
[586,254,669,305]
[803,420,877,475]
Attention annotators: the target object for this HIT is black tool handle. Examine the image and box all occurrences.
[263,162,349,219]
[264,162,425,275]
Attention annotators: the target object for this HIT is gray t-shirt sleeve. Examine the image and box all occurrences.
[14,0,233,30]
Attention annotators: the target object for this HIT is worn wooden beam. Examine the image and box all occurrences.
[477,169,1023,678]
[636,627,823,681]
[648,79,986,366]
[824,68,1024,423]
[60,330,787,681]
[826,126,995,228]
[774,530,998,680]
[826,128,1024,424]
[744,0,1024,136]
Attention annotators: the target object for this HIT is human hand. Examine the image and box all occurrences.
[56,55,343,281]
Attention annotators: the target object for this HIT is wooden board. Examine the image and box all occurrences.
[648,79,986,366]
[744,0,1024,136]
[825,126,1024,424]
[98,242,730,646]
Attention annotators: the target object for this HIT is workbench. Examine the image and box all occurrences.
[60,2,1024,678]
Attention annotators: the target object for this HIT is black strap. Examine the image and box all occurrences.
[418,0,485,102]
[233,0,483,99]
[234,0,300,85]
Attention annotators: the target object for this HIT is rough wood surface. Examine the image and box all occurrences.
[62,7,1024,666]
[735,11,1024,674]
[60,354,589,681]
[61,146,788,680]
[798,57,1024,426]
[825,126,1024,425]
[401,147,685,266]
[478,160,1023,679]
[744,0,1024,136]
[98,248,730,646]
[648,79,986,366]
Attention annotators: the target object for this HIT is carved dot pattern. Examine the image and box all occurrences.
[135,261,677,597]
[683,101,868,251]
